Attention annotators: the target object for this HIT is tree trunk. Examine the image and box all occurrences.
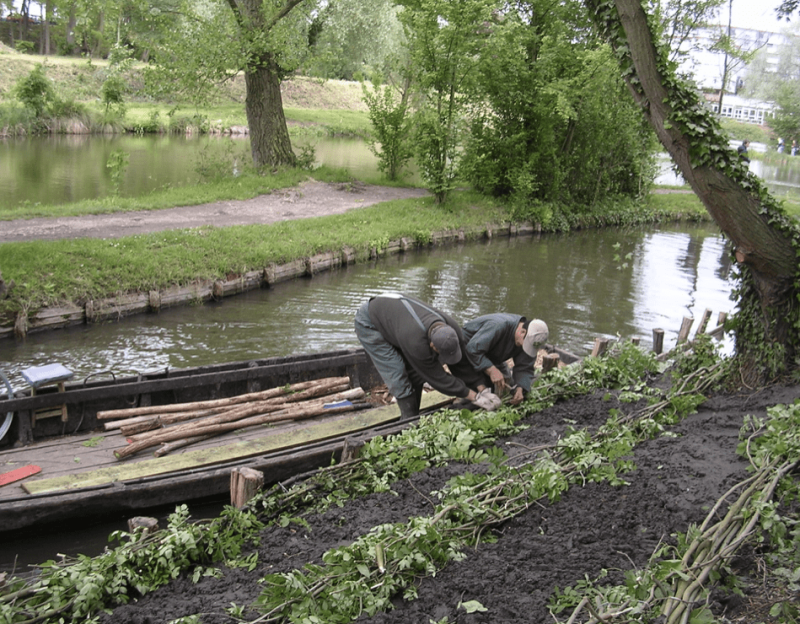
[66,2,76,50]
[589,0,800,381]
[228,0,299,169]
[244,53,296,169]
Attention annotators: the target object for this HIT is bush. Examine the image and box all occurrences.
[14,63,56,118]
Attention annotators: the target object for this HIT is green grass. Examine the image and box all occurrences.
[0,192,508,317]
[649,185,800,220]
[284,108,372,137]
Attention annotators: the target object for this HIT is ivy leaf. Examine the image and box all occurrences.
[459,600,488,613]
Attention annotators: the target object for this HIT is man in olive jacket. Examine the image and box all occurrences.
[354,293,498,418]
[452,314,549,406]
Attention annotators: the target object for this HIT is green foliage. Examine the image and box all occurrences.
[398,0,491,203]
[0,504,262,623]
[670,334,724,380]
[14,40,34,54]
[101,74,127,116]
[460,5,657,208]
[362,81,413,181]
[106,150,130,197]
[295,143,318,171]
[14,63,56,118]
[305,0,405,80]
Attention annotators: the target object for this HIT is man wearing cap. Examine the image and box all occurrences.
[354,293,499,419]
[452,314,549,406]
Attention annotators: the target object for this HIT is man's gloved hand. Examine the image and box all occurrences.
[475,388,502,411]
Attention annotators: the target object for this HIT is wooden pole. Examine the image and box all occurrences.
[694,308,713,338]
[97,377,351,420]
[591,338,609,358]
[121,383,354,440]
[541,353,560,374]
[230,467,264,509]
[115,400,359,460]
[677,316,694,344]
[153,434,215,457]
[126,385,361,444]
[652,328,664,354]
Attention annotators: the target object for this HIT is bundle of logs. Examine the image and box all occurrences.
[97,376,368,461]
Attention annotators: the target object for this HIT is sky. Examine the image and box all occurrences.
[725,0,793,32]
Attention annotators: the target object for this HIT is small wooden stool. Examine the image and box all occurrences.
[20,363,74,426]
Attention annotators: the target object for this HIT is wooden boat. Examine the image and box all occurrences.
[0,347,579,534]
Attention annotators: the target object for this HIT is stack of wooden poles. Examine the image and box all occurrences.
[97,376,367,461]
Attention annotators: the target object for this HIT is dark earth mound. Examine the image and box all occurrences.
[102,383,799,624]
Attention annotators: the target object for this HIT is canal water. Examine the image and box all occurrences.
[2,221,734,390]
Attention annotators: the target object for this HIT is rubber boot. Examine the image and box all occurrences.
[397,395,420,420]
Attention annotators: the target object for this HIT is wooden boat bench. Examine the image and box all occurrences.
[20,363,74,426]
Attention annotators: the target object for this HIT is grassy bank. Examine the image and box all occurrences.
[0,48,370,137]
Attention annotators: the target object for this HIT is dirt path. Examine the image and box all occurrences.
[0,181,430,243]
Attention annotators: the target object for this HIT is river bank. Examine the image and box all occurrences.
[0,186,712,340]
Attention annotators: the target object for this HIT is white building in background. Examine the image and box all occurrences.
[704,93,777,123]
[678,25,791,124]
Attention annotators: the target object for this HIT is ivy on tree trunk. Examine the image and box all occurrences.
[586,0,800,384]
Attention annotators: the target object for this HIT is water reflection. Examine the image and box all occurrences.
[4,135,800,209]
[0,223,735,389]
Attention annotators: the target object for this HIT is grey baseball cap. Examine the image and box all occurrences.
[430,324,462,365]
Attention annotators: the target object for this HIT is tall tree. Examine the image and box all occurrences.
[306,0,404,80]
[744,20,800,141]
[224,0,301,167]
[145,0,312,169]
[585,0,800,383]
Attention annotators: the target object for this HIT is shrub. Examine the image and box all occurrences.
[14,63,56,118]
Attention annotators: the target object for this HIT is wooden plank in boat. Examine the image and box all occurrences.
[23,395,452,496]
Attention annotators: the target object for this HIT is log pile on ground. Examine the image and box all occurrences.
[96,377,368,460]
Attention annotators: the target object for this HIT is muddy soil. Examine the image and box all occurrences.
[0,181,430,243]
[101,382,799,624]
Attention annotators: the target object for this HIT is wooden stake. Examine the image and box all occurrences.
[231,467,264,509]
[591,338,609,358]
[652,328,664,354]
[541,353,560,374]
[341,436,364,463]
[677,317,694,344]
[694,308,713,338]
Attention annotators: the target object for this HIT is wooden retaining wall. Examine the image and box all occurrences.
[1,222,538,340]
